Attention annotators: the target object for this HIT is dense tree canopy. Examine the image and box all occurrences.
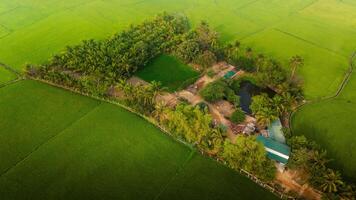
[116,80,161,115]
[287,135,355,198]
[199,79,240,106]
[161,103,223,154]
[221,136,276,181]
[27,14,221,99]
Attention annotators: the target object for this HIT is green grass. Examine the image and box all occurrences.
[0,80,277,199]
[136,55,199,91]
[0,67,16,85]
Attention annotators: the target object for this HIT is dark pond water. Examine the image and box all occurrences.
[238,81,275,114]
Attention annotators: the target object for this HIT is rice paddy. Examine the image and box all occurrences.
[1,0,356,190]
[136,55,199,92]
[0,80,277,200]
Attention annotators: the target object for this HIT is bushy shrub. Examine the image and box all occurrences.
[199,80,227,102]
[230,109,245,124]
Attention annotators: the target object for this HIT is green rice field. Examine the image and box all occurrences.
[0,80,277,200]
[1,0,356,189]
[1,0,355,98]
[292,58,356,181]
[0,67,16,85]
[136,55,199,91]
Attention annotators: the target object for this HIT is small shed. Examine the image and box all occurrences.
[223,70,237,79]
[256,135,290,165]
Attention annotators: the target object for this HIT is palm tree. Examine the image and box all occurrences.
[255,108,278,127]
[310,150,330,170]
[152,102,166,122]
[320,169,343,193]
[256,53,265,73]
[245,47,253,59]
[289,55,304,79]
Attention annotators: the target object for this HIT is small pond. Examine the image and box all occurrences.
[238,81,275,114]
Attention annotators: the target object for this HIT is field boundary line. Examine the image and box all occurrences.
[297,0,319,12]
[290,50,356,133]
[0,78,24,88]
[274,28,346,58]
[0,63,24,88]
[153,150,195,200]
[0,102,102,179]
[0,62,22,77]
[236,0,261,10]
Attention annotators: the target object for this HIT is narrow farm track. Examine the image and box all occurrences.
[0,102,102,179]
[290,50,356,133]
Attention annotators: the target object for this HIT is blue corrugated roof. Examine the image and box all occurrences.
[256,135,290,164]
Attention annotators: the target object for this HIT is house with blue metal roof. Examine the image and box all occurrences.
[256,135,290,165]
[256,119,290,165]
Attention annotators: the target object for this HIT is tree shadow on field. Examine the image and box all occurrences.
[295,122,356,183]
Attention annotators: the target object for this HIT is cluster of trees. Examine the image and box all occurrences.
[27,13,220,94]
[255,57,303,99]
[154,103,275,181]
[27,12,336,195]
[250,92,297,127]
[155,103,224,155]
[173,21,218,69]
[199,78,241,106]
[222,40,303,101]
[222,136,276,181]
[287,135,355,199]
[116,80,161,115]
[223,41,256,72]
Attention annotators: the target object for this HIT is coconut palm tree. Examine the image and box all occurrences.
[320,169,343,193]
[152,102,166,122]
[256,53,265,73]
[255,107,278,127]
[289,55,304,79]
[245,47,253,58]
[310,150,330,170]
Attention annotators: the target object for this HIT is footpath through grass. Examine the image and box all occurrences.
[136,55,199,92]
[0,80,277,200]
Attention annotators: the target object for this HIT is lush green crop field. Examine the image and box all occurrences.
[292,58,356,181]
[0,80,100,175]
[0,67,16,85]
[0,80,277,200]
[0,0,355,98]
[136,55,199,91]
[1,0,356,185]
